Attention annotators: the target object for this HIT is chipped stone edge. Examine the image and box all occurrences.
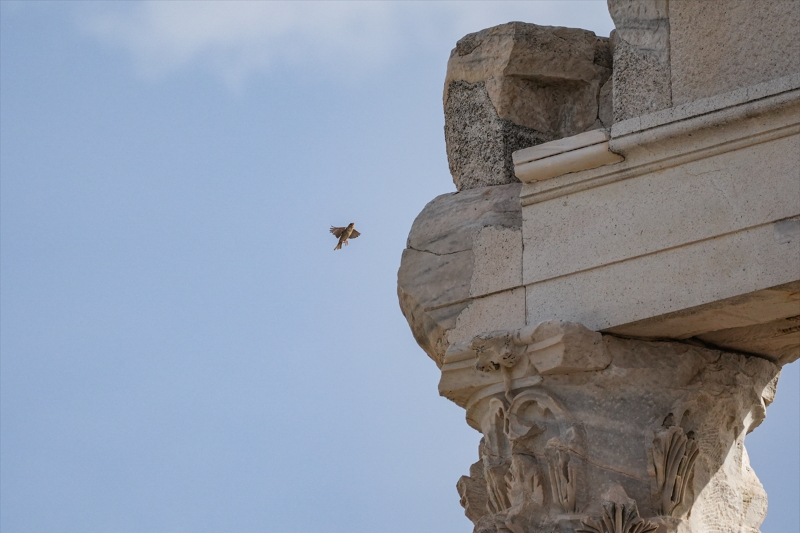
[512,129,610,166]
[514,140,624,184]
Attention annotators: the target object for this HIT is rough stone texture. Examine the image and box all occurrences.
[609,281,800,367]
[444,23,612,190]
[669,0,800,106]
[608,1,800,120]
[397,183,522,366]
[400,7,799,533]
[607,0,672,121]
[444,324,779,533]
[444,81,549,191]
[598,78,613,128]
[470,226,523,298]
[520,76,800,362]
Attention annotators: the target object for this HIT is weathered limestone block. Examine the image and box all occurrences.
[401,7,798,533]
[444,23,612,190]
[397,183,522,366]
[607,0,672,121]
[441,322,779,533]
[518,73,800,361]
[669,0,800,105]
[608,0,800,119]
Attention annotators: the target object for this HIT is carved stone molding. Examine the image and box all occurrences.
[443,323,779,533]
[578,485,657,533]
[649,417,699,517]
[439,320,609,409]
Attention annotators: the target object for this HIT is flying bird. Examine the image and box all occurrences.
[330,223,360,250]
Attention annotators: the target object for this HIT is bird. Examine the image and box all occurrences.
[330,223,360,250]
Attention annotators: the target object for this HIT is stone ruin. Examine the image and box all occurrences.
[397,1,800,532]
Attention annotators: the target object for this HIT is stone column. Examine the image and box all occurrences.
[399,8,798,532]
[442,322,777,533]
[397,176,788,532]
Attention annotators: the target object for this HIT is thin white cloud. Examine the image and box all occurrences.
[77,1,614,89]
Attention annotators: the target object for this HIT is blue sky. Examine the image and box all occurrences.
[1,2,797,532]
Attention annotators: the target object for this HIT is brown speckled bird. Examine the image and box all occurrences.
[330,223,360,250]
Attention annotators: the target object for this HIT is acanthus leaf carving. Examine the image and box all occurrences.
[546,443,577,513]
[506,453,545,510]
[458,454,490,523]
[650,415,700,516]
[485,459,512,514]
[472,386,583,525]
[577,485,657,533]
[577,501,658,533]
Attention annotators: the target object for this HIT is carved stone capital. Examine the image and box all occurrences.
[445,324,778,533]
[439,320,609,410]
[577,484,657,533]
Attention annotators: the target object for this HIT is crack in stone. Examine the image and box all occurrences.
[406,245,470,257]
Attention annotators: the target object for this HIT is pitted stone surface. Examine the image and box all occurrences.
[444,81,548,191]
[607,0,672,121]
[670,0,800,105]
[470,226,523,298]
[444,22,612,190]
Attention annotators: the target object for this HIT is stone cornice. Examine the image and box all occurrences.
[611,73,800,138]
[518,73,800,207]
[439,321,608,419]
[512,130,624,183]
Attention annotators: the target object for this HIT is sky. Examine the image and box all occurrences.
[0,2,797,532]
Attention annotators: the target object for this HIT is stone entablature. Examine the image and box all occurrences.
[517,74,800,364]
[398,3,799,532]
[443,22,612,190]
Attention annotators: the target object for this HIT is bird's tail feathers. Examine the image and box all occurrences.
[334,242,342,250]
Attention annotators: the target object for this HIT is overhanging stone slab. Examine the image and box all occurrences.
[525,219,800,344]
[519,76,800,362]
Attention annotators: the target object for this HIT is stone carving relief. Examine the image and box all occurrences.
[649,413,699,517]
[439,325,779,533]
[458,386,586,531]
[472,331,526,372]
[458,457,490,524]
[578,501,657,533]
[471,332,528,401]
[506,453,544,510]
[547,445,577,513]
[577,485,657,533]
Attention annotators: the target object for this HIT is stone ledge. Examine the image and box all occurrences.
[521,79,800,206]
[439,321,607,410]
[611,72,800,138]
[512,129,610,166]
[524,219,800,338]
[513,131,624,184]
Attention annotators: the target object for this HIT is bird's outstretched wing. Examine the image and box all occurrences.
[349,229,361,239]
[330,226,346,238]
